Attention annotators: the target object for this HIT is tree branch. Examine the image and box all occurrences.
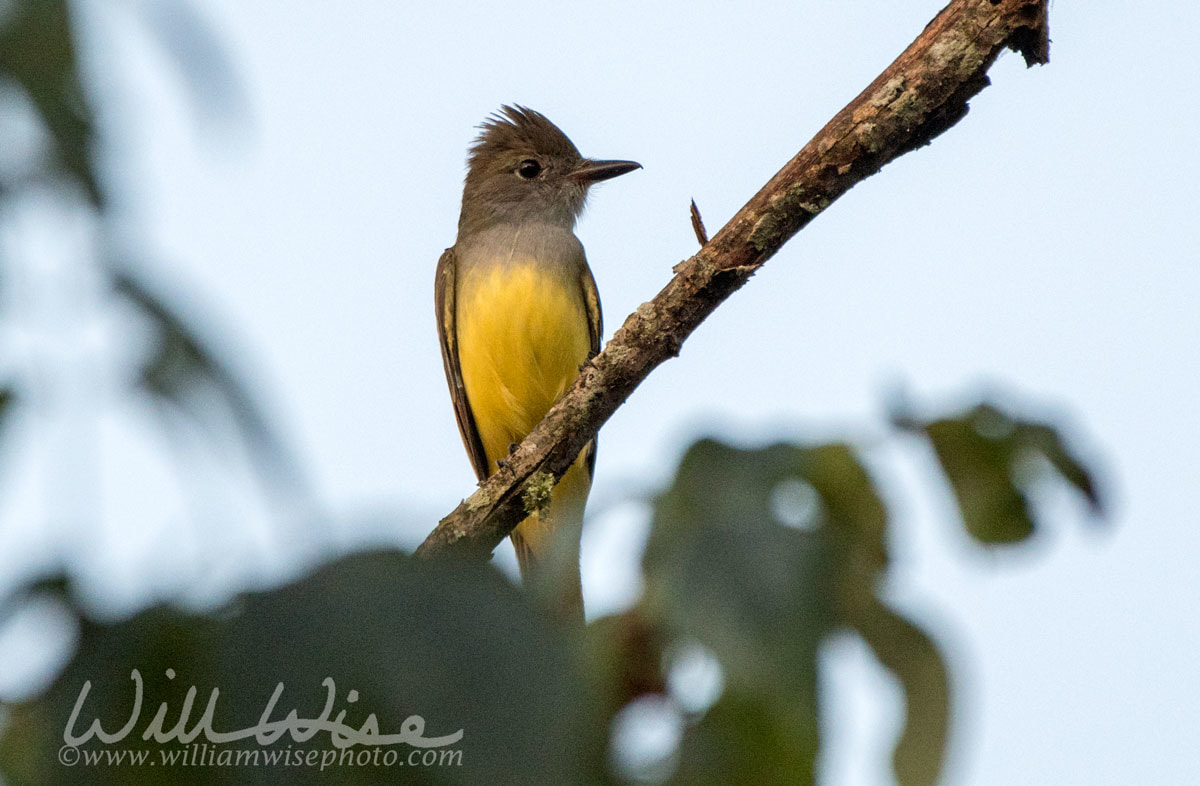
[416,0,1050,559]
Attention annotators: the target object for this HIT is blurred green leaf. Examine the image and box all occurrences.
[1018,421,1103,513]
[0,385,14,425]
[852,597,950,786]
[671,694,817,786]
[583,610,666,718]
[897,402,1102,545]
[801,443,889,577]
[0,570,74,633]
[643,440,836,699]
[924,409,1033,543]
[639,438,889,785]
[0,551,599,785]
[0,0,101,205]
[114,268,310,500]
[634,435,960,786]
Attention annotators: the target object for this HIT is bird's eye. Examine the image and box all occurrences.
[516,159,542,179]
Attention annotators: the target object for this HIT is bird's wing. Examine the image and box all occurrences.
[435,247,490,482]
[581,266,603,360]
[579,265,603,476]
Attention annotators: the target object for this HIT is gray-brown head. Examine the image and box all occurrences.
[457,105,640,237]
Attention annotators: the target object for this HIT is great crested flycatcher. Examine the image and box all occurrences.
[435,106,639,620]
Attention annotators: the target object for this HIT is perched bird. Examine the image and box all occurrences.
[435,106,640,620]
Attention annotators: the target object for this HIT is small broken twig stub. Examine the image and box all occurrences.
[416,0,1050,560]
[690,200,709,247]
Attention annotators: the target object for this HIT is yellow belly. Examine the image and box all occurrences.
[456,262,593,582]
[456,263,591,471]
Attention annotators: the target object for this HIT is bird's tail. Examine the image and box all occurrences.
[509,456,590,625]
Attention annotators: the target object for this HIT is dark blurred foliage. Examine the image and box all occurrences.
[1,554,599,786]
[0,2,1104,784]
[0,0,308,530]
[0,404,1101,786]
[893,402,1102,544]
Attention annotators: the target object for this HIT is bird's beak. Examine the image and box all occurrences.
[570,159,642,184]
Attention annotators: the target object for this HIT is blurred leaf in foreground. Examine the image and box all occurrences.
[0,552,598,786]
[114,266,312,506]
[0,0,100,205]
[896,401,1104,545]
[636,438,943,785]
[0,393,1103,786]
[851,596,949,786]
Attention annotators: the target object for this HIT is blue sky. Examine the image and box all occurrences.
[0,1,1196,783]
